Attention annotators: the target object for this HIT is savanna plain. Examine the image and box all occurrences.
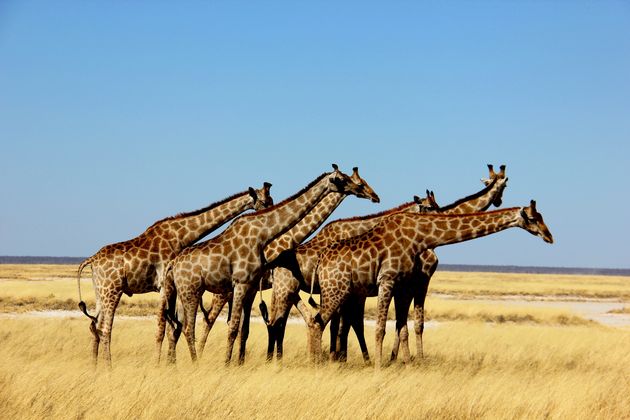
[1,264,629,419]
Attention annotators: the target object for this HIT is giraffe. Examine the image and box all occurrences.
[264,192,438,361]
[335,164,508,362]
[312,201,553,369]
[265,164,507,362]
[164,165,373,364]
[160,167,380,361]
[76,182,274,366]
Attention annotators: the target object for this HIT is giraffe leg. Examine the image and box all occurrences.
[393,289,413,364]
[337,295,367,363]
[225,283,247,365]
[89,316,100,366]
[311,288,347,364]
[198,293,228,358]
[266,286,281,362]
[375,280,394,370]
[266,323,276,362]
[337,310,351,363]
[274,316,288,361]
[154,290,167,365]
[155,284,176,365]
[414,255,436,360]
[270,279,307,362]
[87,280,104,366]
[271,292,296,362]
[294,296,316,358]
[309,316,325,364]
[237,288,256,364]
[351,297,370,363]
[413,279,430,360]
[390,295,401,362]
[329,312,340,361]
[166,312,182,364]
[97,291,122,368]
[181,290,201,363]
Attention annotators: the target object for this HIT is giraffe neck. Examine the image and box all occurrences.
[404,207,522,251]
[264,192,345,262]
[438,177,503,214]
[307,202,418,247]
[238,172,331,247]
[160,191,253,250]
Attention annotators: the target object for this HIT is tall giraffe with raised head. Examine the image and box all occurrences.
[266,165,507,362]
[312,200,553,369]
[76,182,273,366]
[158,167,379,362]
[164,165,373,364]
[336,164,508,362]
[190,167,380,358]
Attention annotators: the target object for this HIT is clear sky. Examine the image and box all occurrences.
[1,1,629,268]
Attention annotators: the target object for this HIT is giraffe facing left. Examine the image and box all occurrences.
[76,182,273,367]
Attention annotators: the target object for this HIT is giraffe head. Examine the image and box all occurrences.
[327,164,380,202]
[481,164,508,207]
[248,182,274,211]
[519,200,554,244]
[413,190,440,213]
[349,167,380,203]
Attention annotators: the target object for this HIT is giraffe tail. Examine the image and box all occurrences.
[258,270,270,324]
[162,260,178,327]
[199,298,210,326]
[77,257,97,323]
[307,264,320,309]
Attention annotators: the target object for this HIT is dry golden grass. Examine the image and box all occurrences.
[1,317,629,419]
[3,265,629,315]
[2,264,630,418]
[429,271,630,299]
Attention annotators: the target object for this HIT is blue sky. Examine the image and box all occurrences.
[1,1,629,268]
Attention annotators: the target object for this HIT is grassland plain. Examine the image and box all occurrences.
[1,264,630,419]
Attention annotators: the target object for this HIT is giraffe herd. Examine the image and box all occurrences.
[77,164,553,368]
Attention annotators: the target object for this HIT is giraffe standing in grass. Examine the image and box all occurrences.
[163,165,373,364]
[266,165,507,362]
[264,194,436,361]
[158,167,379,362]
[312,201,553,369]
[335,164,508,362]
[190,168,380,358]
[77,182,273,366]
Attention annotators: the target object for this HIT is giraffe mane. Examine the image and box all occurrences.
[239,172,330,217]
[412,206,520,219]
[147,190,250,229]
[436,176,499,213]
[327,200,416,224]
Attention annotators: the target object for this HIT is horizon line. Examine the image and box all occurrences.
[0,256,628,275]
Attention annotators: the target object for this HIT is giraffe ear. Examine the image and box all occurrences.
[413,195,422,204]
[248,187,257,199]
[520,207,530,223]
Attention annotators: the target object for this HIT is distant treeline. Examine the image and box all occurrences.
[0,256,85,264]
[1,256,628,276]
